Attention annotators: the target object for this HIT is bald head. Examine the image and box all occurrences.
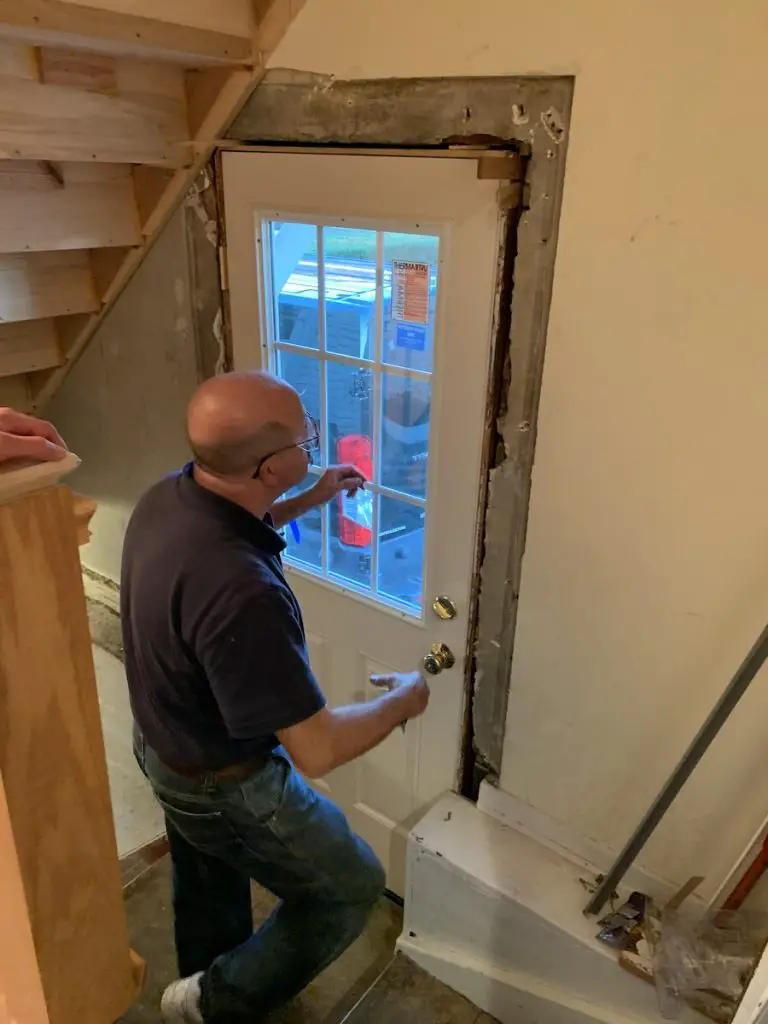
[187,371,304,476]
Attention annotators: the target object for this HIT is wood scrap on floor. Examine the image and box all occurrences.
[596,877,768,1024]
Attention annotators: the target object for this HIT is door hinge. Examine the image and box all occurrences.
[218,244,229,292]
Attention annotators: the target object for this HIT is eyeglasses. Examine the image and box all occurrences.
[252,413,321,479]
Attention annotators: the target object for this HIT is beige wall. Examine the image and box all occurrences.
[48,208,199,582]
[274,0,768,895]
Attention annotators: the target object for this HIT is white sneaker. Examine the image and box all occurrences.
[160,972,204,1024]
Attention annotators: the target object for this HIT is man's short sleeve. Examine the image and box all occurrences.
[194,583,326,739]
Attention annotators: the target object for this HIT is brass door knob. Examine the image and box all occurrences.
[423,642,456,675]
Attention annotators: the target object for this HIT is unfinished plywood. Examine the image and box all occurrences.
[0,483,136,1024]
[0,0,253,66]
[39,49,188,140]
[0,161,141,252]
[0,371,30,409]
[0,70,190,166]
[0,320,60,378]
[33,66,255,406]
[30,2,310,409]
[0,39,39,80]
[0,251,98,322]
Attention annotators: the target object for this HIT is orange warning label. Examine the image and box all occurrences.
[392,260,430,325]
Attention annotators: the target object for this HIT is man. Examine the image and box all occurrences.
[0,407,68,463]
[121,371,430,1024]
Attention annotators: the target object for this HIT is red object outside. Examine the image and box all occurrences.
[337,434,372,547]
[722,831,768,910]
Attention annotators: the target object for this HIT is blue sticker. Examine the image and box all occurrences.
[395,323,427,351]
[289,520,301,543]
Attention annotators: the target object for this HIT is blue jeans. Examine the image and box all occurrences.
[134,732,385,1023]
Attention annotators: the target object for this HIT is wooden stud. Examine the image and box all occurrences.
[0,161,142,253]
[0,320,61,378]
[0,40,39,80]
[0,252,98,323]
[0,0,253,67]
[477,153,524,180]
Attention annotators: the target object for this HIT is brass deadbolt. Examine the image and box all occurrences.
[432,595,458,620]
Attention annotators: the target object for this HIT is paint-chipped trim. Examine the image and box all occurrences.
[473,90,573,777]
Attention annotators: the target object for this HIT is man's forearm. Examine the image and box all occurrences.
[270,487,318,529]
[325,691,408,772]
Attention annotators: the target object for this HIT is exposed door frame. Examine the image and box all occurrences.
[215,71,573,791]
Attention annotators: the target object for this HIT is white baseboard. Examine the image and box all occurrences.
[478,781,685,906]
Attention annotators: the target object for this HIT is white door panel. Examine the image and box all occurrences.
[222,152,500,893]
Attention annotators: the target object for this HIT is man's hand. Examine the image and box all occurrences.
[371,670,430,721]
[279,670,431,778]
[0,408,68,465]
[308,464,366,506]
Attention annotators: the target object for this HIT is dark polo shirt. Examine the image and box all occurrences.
[120,464,325,770]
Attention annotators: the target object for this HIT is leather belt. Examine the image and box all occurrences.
[161,752,269,782]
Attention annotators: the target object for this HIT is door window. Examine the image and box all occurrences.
[259,219,441,617]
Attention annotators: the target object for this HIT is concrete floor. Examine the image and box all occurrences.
[120,855,403,1024]
[94,643,166,857]
[343,954,498,1024]
[119,856,497,1024]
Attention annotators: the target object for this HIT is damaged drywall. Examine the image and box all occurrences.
[472,95,572,779]
[184,168,227,380]
[228,71,573,781]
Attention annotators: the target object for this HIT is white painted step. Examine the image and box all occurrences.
[398,792,699,1024]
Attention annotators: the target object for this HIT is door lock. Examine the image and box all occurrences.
[432,595,458,620]
[423,642,456,676]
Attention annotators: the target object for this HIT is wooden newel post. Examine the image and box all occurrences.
[0,456,142,1024]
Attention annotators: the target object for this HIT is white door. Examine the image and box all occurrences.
[222,151,501,893]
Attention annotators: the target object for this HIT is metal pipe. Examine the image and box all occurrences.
[584,621,768,916]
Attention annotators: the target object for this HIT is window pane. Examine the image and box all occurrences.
[282,473,322,570]
[330,485,373,591]
[276,350,322,451]
[378,495,425,612]
[270,221,319,349]
[327,362,373,475]
[380,374,431,499]
[382,232,439,373]
[324,227,377,361]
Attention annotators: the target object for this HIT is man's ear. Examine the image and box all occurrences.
[259,458,281,490]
